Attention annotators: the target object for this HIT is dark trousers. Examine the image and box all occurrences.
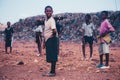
[100,53,109,66]
[50,61,56,73]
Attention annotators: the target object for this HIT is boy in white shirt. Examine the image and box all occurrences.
[33,20,43,56]
[81,14,96,61]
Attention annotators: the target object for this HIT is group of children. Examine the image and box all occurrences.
[81,11,115,69]
[4,6,115,77]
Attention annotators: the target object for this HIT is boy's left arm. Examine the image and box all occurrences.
[52,29,57,37]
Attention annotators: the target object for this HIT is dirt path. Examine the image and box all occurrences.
[0,41,120,80]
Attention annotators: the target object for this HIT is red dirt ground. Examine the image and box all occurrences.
[0,40,120,80]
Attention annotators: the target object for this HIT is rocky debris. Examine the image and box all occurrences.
[0,11,120,45]
[34,59,38,63]
[96,69,100,73]
[17,61,24,65]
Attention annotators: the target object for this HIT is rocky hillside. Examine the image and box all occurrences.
[0,23,7,31]
[0,11,120,42]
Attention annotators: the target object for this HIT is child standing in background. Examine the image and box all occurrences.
[97,11,115,69]
[81,14,96,61]
[4,21,14,54]
[33,20,43,56]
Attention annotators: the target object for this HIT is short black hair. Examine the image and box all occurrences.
[7,21,11,25]
[45,5,53,11]
[101,11,108,17]
[7,21,10,24]
[85,14,91,19]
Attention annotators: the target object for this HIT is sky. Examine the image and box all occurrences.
[0,0,120,24]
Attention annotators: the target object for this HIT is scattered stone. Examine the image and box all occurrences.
[28,70,32,73]
[39,68,43,71]
[17,61,24,65]
[58,67,64,70]
[80,64,83,67]
[110,58,116,62]
[34,59,38,63]
[16,51,19,54]
[96,70,100,73]
[87,67,93,71]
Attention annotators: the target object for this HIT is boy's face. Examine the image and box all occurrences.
[101,12,106,20]
[7,22,11,27]
[45,7,53,18]
[85,16,89,21]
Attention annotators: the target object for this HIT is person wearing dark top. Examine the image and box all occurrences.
[4,21,14,53]
[55,19,63,36]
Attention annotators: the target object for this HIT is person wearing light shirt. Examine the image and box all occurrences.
[43,6,59,77]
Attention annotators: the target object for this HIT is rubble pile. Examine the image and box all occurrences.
[0,11,120,43]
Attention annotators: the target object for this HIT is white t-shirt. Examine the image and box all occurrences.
[82,23,95,36]
[44,17,57,41]
[33,25,43,32]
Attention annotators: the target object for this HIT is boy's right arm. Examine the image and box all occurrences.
[42,24,45,49]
